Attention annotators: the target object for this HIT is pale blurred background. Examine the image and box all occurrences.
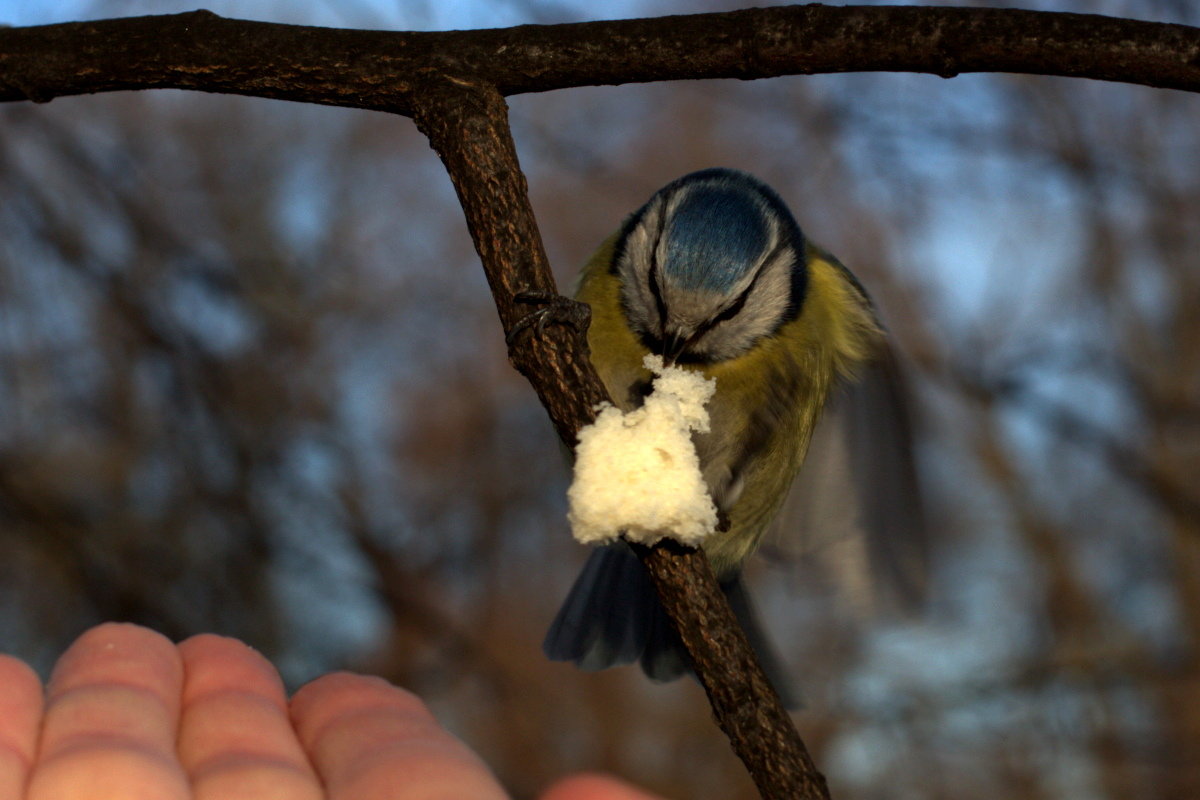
[1,1,1198,797]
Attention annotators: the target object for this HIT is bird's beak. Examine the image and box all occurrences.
[661,331,688,366]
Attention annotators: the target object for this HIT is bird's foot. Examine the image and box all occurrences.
[505,290,590,349]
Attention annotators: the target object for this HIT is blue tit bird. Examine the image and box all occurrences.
[543,168,925,706]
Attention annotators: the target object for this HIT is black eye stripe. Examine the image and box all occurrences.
[710,290,750,326]
[648,260,668,331]
[646,205,670,330]
[688,236,787,343]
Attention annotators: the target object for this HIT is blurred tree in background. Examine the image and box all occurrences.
[1,0,1198,797]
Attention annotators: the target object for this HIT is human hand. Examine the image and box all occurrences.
[0,623,662,800]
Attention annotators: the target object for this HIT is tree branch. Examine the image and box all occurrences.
[408,76,605,445]
[633,541,830,799]
[409,78,827,799]
[1,5,1199,110]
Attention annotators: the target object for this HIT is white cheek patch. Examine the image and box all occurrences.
[618,200,669,337]
[742,247,795,327]
[695,237,796,360]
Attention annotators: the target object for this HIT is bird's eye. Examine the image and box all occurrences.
[710,292,749,327]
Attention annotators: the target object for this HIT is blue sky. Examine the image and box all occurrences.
[4,1,1194,27]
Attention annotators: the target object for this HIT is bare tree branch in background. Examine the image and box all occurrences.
[1,6,1200,106]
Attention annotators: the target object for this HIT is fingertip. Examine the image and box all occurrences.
[291,673,508,800]
[541,772,667,800]
[178,633,285,709]
[178,632,243,654]
[33,624,189,797]
[48,622,181,699]
[0,653,41,698]
[0,655,44,726]
[290,671,432,742]
[0,655,43,799]
[293,670,403,701]
[75,621,172,648]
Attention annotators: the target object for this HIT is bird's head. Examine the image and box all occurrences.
[613,168,808,364]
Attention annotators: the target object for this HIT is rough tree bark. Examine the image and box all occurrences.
[1,6,1199,109]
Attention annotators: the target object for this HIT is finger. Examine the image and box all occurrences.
[177,634,321,800]
[540,773,668,800]
[0,655,43,800]
[27,622,189,800]
[291,672,509,800]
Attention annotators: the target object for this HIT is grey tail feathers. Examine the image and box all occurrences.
[543,543,799,708]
